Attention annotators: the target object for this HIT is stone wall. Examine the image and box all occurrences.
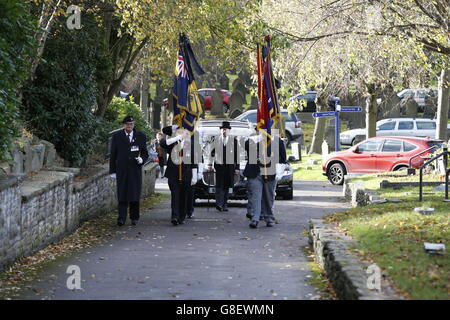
[0,163,158,271]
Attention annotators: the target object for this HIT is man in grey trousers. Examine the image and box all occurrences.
[243,132,286,228]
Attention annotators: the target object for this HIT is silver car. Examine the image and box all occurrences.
[234,109,303,145]
[340,118,450,146]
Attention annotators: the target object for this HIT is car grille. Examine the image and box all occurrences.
[202,171,241,186]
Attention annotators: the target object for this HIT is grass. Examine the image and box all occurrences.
[324,184,450,299]
[290,153,327,181]
[0,192,169,300]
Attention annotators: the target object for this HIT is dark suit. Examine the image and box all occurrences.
[211,136,239,208]
[161,135,198,223]
[109,129,148,223]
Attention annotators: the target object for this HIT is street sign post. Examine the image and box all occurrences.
[312,106,362,151]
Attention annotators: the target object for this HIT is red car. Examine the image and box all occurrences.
[322,136,443,185]
[197,88,232,112]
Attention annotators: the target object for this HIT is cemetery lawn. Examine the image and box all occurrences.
[289,153,327,181]
[324,183,449,299]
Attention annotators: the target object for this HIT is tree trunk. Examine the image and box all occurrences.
[140,70,150,123]
[365,86,378,138]
[308,102,327,154]
[436,68,449,140]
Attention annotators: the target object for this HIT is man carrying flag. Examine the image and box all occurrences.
[161,34,204,225]
[244,36,287,229]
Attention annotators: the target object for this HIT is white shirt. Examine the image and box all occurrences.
[221,135,229,146]
[125,130,133,143]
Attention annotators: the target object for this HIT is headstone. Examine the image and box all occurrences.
[228,91,245,112]
[325,119,336,151]
[10,143,24,174]
[232,78,249,97]
[210,89,224,116]
[321,140,329,156]
[40,140,56,167]
[249,96,258,110]
[382,93,401,118]
[30,144,45,171]
[229,108,242,119]
[402,97,418,117]
[423,95,437,119]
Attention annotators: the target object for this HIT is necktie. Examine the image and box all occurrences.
[127,133,131,143]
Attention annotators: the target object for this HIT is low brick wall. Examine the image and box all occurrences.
[0,163,158,271]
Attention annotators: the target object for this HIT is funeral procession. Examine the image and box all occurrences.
[0,0,449,309]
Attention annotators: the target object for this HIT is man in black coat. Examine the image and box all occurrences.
[209,121,239,212]
[161,125,199,225]
[109,115,149,226]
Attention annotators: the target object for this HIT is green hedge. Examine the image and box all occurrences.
[0,0,36,162]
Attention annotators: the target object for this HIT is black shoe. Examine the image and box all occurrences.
[171,219,178,226]
[178,220,185,225]
[249,221,258,229]
[223,207,229,212]
[187,214,194,219]
[266,221,274,227]
[131,220,138,226]
[246,213,253,220]
[215,205,223,212]
[117,220,125,226]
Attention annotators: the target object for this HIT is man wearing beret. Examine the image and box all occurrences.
[160,124,200,225]
[109,115,149,226]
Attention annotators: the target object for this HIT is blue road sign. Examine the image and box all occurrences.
[341,106,362,112]
[312,111,337,118]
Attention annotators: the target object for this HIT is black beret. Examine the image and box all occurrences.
[122,115,135,123]
[162,126,173,136]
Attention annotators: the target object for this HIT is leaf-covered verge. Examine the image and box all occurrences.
[0,192,169,300]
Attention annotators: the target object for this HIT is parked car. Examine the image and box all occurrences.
[289,91,317,112]
[340,118,450,146]
[397,88,437,112]
[194,118,294,200]
[197,88,232,112]
[322,136,444,185]
[234,109,303,145]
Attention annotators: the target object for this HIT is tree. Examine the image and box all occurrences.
[0,0,37,162]
[21,12,106,166]
[259,0,443,153]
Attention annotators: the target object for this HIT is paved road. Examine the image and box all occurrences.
[16,179,350,300]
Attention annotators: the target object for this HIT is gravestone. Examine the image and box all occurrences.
[229,108,243,119]
[321,140,329,156]
[40,140,56,167]
[210,88,224,117]
[228,91,245,112]
[402,97,418,118]
[382,93,401,118]
[325,119,336,152]
[232,78,249,97]
[30,144,45,171]
[249,96,258,110]
[423,95,437,119]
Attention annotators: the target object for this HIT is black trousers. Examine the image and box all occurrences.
[187,182,195,217]
[168,179,192,223]
[118,201,140,222]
